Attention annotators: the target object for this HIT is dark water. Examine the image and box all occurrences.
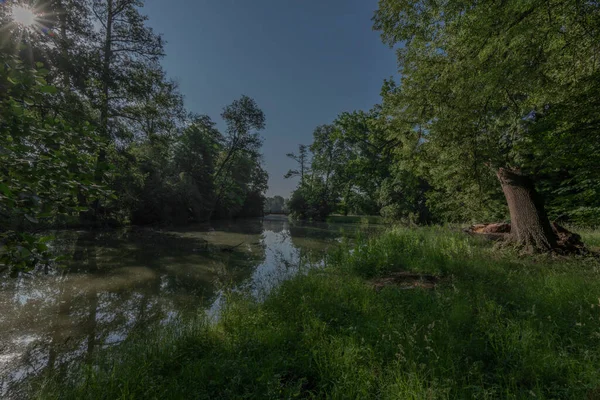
[0,216,377,395]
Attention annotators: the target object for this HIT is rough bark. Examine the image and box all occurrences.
[496,167,557,252]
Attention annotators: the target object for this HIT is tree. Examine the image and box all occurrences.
[309,125,344,208]
[88,0,165,220]
[0,55,106,274]
[264,196,286,214]
[1,0,272,276]
[378,167,432,225]
[284,144,310,188]
[287,176,332,221]
[171,115,222,221]
[333,110,397,215]
[211,95,267,220]
[374,0,600,251]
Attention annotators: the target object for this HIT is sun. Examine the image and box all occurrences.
[11,4,37,27]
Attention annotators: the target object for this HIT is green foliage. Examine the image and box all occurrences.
[0,55,106,273]
[264,196,287,214]
[0,1,269,273]
[311,111,396,216]
[288,108,438,222]
[35,227,600,399]
[212,96,268,219]
[287,176,333,221]
[113,101,269,225]
[378,167,433,224]
[374,0,600,226]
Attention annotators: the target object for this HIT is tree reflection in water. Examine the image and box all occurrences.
[0,216,366,397]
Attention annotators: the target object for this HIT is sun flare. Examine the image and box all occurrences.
[11,4,37,27]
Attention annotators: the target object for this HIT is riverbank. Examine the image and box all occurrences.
[34,227,600,399]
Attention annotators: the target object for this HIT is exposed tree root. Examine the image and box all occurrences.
[465,222,592,256]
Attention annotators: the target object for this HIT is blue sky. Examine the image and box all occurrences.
[144,0,398,197]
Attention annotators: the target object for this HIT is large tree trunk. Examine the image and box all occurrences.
[497,167,557,252]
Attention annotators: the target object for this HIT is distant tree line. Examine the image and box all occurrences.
[0,0,268,273]
[263,196,288,214]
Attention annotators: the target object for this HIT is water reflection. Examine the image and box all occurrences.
[0,216,378,396]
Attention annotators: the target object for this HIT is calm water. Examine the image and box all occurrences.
[0,216,376,395]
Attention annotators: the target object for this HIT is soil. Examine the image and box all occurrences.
[371,271,439,291]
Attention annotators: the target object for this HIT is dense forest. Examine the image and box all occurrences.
[286,0,600,252]
[0,0,268,273]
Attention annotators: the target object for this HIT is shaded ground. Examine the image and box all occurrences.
[371,271,439,291]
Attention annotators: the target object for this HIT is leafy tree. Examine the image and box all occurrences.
[211,96,267,220]
[374,0,600,251]
[287,176,332,221]
[0,55,106,274]
[285,141,337,221]
[1,0,269,276]
[378,168,431,225]
[88,0,165,220]
[171,115,222,221]
[309,125,345,209]
[332,110,396,215]
[295,111,400,219]
[118,65,186,141]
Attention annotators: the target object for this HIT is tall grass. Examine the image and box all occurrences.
[35,227,600,399]
[578,227,600,251]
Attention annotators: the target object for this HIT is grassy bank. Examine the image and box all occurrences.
[35,228,600,399]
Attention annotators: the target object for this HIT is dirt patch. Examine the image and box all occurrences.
[371,271,439,291]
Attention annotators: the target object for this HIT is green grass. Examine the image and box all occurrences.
[35,227,600,399]
[578,227,600,251]
[325,215,384,225]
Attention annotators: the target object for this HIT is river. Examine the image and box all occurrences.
[0,216,378,396]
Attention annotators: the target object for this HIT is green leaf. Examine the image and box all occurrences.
[40,86,58,94]
[0,182,11,197]
[39,235,54,244]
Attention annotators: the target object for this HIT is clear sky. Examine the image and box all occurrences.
[143,0,398,197]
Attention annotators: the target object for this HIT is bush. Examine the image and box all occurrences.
[288,181,333,221]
